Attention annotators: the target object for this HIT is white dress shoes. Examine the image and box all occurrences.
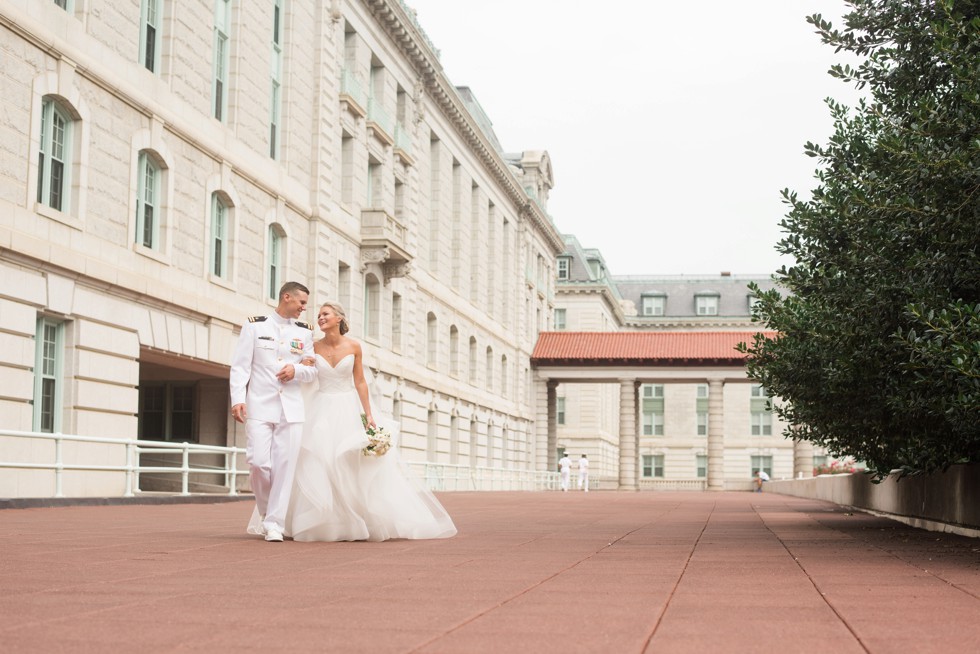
[264,529,284,542]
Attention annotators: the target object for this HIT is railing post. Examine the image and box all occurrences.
[227,451,239,496]
[124,441,135,497]
[181,444,190,496]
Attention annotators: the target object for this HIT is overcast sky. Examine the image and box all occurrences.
[405,0,862,276]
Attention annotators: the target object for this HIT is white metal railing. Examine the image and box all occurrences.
[404,462,599,492]
[1,430,607,498]
[0,429,245,498]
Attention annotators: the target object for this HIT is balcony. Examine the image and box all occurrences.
[366,98,394,147]
[394,123,414,166]
[360,209,412,282]
[339,69,366,118]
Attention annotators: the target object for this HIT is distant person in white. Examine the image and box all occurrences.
[230,282,317,542]
[577,454,590,492]
[754,469,770,492]
[558,453,572,492]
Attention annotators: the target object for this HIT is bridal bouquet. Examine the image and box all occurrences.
[361,423,392,457]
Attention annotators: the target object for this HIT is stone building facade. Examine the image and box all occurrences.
[549,235,817,489]
[0,0,562,497]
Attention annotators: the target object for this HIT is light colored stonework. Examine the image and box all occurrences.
[0,0,561,496]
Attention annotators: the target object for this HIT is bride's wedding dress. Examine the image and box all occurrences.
[250,353,456,542]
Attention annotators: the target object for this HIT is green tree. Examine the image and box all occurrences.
[740,0,980,479]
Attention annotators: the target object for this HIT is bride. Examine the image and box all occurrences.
[249,301,456,542]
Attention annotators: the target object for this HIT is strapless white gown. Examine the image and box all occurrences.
[249,354,456,541]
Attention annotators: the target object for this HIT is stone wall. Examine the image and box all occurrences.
[768,464,980,535]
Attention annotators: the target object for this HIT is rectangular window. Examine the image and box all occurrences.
[33,319,64,433]
[391,292,402,353]
[696,454,707,478]
[641,384,664,436]
[139,383,197,441]
[135,152,159,249]
[696,383,708,436]
[341,131,354,205]
[556,397,565,425]
[268,227,281,300]
[696,295,719,316]
[37,100,70,212]
[750,384,772,435]
[269,0,283,158]
[642,295,665,316]
[751,455,773,478]
[211,194,228,277]
[554,308,566,331]
[54,0,71,10]
[140,0,162,73]
[557,257,570,280]
[751,411,773,436]
[642,454,664,478]
[213,0,232,121]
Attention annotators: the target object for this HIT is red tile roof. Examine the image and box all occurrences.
[531,331,776,367]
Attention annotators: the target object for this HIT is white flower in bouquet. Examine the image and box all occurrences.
[362,423,392,457]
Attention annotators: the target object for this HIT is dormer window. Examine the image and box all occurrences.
[641,294,665,316]
[557,257,570,280]
[695,293,719,316]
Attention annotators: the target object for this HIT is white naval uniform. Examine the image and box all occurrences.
[558,456,572,492]
[230,312,316,534]
[577,456,590,491]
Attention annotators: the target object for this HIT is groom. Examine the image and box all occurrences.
[230,281,316,542]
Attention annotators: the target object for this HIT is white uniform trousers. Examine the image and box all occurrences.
[578,470,589,491]
[560,469,571,491]
[245,417,303,533]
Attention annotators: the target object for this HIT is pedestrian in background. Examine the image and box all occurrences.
[558,453,572,492]
[578,454,590,492]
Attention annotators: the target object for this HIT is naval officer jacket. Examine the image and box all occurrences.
[229,312,317,423]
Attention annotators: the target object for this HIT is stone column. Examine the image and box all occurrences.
[793,438,814,479]
[706,378,725,491]
[535,378,558,472]
[546,380,558,473]
[618,379,638,490]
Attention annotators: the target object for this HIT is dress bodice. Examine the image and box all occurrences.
[316,354,355,393]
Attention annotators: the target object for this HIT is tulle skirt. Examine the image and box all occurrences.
[249,387,456,542]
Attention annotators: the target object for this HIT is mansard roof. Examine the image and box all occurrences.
[531,331,775,366]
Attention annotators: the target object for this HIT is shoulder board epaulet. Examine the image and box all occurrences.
[247,316,267,323]
[295,321,314,330]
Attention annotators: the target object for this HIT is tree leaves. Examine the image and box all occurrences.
[742,0,980,479]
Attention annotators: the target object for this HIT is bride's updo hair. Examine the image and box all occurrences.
[321,301,350,335]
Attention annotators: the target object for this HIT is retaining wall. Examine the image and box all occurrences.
[768,463,980,537]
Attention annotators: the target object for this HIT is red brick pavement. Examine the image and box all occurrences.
[1,491,978,653]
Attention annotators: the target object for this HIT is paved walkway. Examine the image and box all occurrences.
[2,491,979,653]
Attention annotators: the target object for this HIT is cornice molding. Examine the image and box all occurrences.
[361,0,564,254]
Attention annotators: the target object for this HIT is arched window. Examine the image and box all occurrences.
[267,224,284,300]
[485,346,493,392]
[426,312,437,368]
[210,192,231,278]
[500,354,508,398]
[37,98,73,213]
[135,151,163,249]
[449,325,459,378]
[468,336,477,385]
